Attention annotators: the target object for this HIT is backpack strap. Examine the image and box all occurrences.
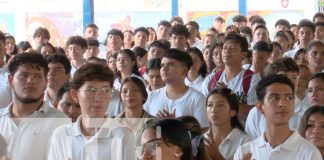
[242,69,254,96]
[208,69,224,92]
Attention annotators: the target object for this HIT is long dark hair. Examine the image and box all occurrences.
[299,105,324,137]
[116,49,141,79]
[206,87,245,132]
[187,47,207,78]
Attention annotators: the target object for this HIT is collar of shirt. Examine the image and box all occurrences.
[0,102,49,117]
[67,116,125,139]
[257,131,299,151]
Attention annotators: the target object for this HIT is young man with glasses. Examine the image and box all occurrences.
[48,63,135,160]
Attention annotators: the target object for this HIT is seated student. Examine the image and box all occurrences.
[186,21,204,51]
[54,82,81,122]
[4,34,17,63]
[36,42,55,55]
[202,45,214,73]
[146,27,157,47]
[313,12,324,23]
[156,20,172,40]
[48,63,135,160]
[246,58,306,138]
[139,119,192,160]
[114,49,145,91]
[314,22,324,41]
[84,38,100,59]
[294,48,308,66]
[0,134,7,160]
[299,105,324,158]
[123,30,134,49]
[251,25,270,47]
[0,31,12,108]
[98,29,124,59]
[213,16,225,33]
[32,27,50,49]
[185,47,207,91]
[234,74,322,160]
[133,27,149,49]
[307,72,324,106]
[201,32,259,122]
[268,42,283,64]
[274,30,290,53]
[0,53,69,160]
[132,47,148,68]
[115,77,155,146]
[210,43,225,73]
[203,34,215,48]
[107,52,117,75]
[66,36,87,76]
[44,54,71,107]
[170,24,190,51]
[204,88,251,160]
[146,58,165,92]
[275,19,291,32]
[232,15,247,28]
[306,40,324,74]
[170,16,184,27]
[144,49,209,128]
[296,65,312,106]
[16,41,32,54]
[177,116,206,160]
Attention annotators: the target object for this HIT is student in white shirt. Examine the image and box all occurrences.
[204,88,251,160]
[98,29,123,60]
[170,24,189,52]
[144,49,209,128]
[299,105,324,158]
[246,58,307,138]
[234,74,322,160]
[306,40,324,74]
[201,32,259,122]
[44,54,71,107]
[66,36,87,77]
[0,32,12,108]
[48,63,135,160]
[0,53,69,160]
[249,41,272,78]
[146,58,165,93]
[114,49,145,91]
[186,21,204,52]
[185,47,207,91]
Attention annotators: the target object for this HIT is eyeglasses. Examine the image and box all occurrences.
[80,87,113,96]
[136,139,163,159]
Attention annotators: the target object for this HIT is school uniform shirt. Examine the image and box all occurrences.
[204,128,252,160]
[144,86,209,128]
[234,131,322,160]
[48,117,136,160]
[43,90,54,108]
[201,69,260,106]
[107,89,124,117]
[283,46,300,58]
[113,74,146,91]
[0,66,12,108]
[0,102,70,160]
[70,64,78,78]
[185,75,205,92]
[245,97,310,139]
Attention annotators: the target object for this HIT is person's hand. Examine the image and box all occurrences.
[157,109,176,119]
[204,130,224,160]
[241,152,252,160]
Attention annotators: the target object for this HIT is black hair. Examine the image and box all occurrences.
[254,24,269,35]
[306,40,324,53]
[65,36,87,48]
[86,56,107,65]
[215,16,225,23]
[271,41,282,51]
[56,82,72,102]
[265,57,299,76]
[298,19,315,33]
[85,23,98,30]
[33,27,50,40]
[256,74,295,102]
[86,38,100,47]
[170,24,190,38]
[207,87,245,132]
[107,29,124,40]
[133,47,147,58]
[294,48,306,60]
[299,105,324,137]
[232,15,247,23]
[116,49,141,78]
[45,54,71,74]
[146,58,161,71]
[308,72,324,86]
[134,27,150,36]
[143,119,192,160]
[186,21,200,30]
[71,63,114,90]
[253,41,273,52]
[274,30,289,42]
[0,31,5,43]
[148,39,171,50]
[170,16,184,25]
[240,26,252,37]
[251,17,266,26]
[164,49,193,70]
[8,52,49,76]
[313,12,324,23]
[120,76,148,104]
[36,42,56,54]
[16,41,32,52]
[224,32,249,52]
[186,47,207,78]
[315,22,324,27]
[158,20,171,28]
[275,19,291,29]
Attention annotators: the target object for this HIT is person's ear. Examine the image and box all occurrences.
[70,89,79,103]
[174,146,183,160]
[8,74,13,87]
[241,51,247,60]
[255,100,264,114]
[230,110,236,117]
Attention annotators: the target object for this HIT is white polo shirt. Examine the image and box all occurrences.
[204,128,252,160]
[107,89,124,117]
[201,69,260,106]
[245,97,310,139]
[234,131,322,160]
[48,117,136,160]
[144,86,209,128]
[185,75,205,92]
[0,102,69,160]
[0,66,12,108]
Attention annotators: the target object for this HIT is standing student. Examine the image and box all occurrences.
[98,29,124,59]
[48,63,135,160]
[83,23,107,55]
[144,49,209,128]
[65,35,87,76]
[133,27,149,49]
[0,53,69,160]
[234,74,322,160]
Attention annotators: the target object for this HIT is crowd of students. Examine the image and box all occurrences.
[0,12,324,160]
